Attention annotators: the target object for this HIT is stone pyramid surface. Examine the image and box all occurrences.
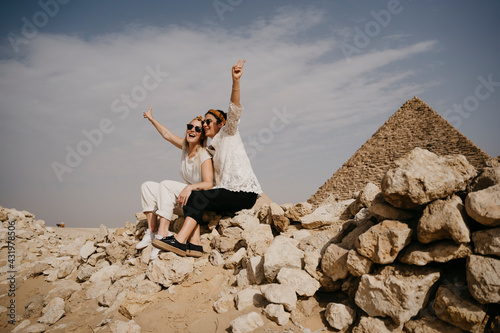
[309,97,491,206]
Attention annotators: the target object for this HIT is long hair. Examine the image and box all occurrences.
[182,116,208,180]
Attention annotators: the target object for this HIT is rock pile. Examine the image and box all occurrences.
[1,147,499,332]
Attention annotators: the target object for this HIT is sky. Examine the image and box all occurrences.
[0,0,499,228]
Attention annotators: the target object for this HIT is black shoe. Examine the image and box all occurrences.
[186,243,203,258]
[152,236,186,257]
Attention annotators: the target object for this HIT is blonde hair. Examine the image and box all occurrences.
[182,116,208,179]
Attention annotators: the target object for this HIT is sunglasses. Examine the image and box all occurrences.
[186,124,203,133]
[204,119,215,126]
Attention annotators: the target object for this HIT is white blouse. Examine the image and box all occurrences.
[179,147,212,185]
[208,102,263,194]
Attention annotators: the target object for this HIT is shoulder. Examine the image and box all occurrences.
[199,148,212,162]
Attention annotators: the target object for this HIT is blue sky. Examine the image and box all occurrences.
[1,0,499,228]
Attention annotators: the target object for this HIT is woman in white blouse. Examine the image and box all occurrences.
[137,110,214,260]
[152,60,262,257]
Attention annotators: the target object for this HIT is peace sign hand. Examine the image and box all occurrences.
[232,59,245,81]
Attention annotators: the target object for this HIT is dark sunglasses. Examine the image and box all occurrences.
[204,119,215,126]
[186,124,203,133]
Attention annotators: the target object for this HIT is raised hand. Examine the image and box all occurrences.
[232,59,245,81]
[143,106,153,121]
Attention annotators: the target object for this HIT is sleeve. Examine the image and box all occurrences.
[224,102,243,136]
[199,148,212,164]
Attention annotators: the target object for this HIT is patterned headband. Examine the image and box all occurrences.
[191,115,204,123]
[207,109,226,125]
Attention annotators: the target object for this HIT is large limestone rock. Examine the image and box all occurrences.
[89,263,120,284]
[321,243,349,281]
[276,268,320,297]
[106,241,134,263]
[263,304,290,326]
[354,265,440,325]
[469,160,500,191]
[472,227,500,256]
[208,249,224,266]
[417,195,471,243]
[299,200,353,229]
[324,302,357,330]
[38,297,65,325]
[119,291,153,319]
[358,182,381,208]
[241,224,273,256]
[381,148,477,209]
[80,240,97,260]
[57,261,77,279]
[235,287,266,311]
[146,255,194,288]
[399,241,472,266]
[260,283,297,311]
[231,213,260,230]
[466,254,500,304]
[465,184,500,226]
[355,220,413,264]
[95,224,109,243]
[298,226,348,253]
[230,312,264,333]
[59,237,86,257]
[337,216,375,251]
[217,226,243,253]
[303,250,339,291]
[246,256,265,285]
[433,284,488,332]
[347,250,374,276]
[370,193,420,221]
[269,202,290,233]
[224,247,246,269]
[213,294,235,314]
[352,316,402,333]
[285,202,313,221]
[263,236,304,282]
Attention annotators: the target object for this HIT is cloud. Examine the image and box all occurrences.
[0,6,439,226]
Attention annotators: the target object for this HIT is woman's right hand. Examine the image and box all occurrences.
[143,106,154,121]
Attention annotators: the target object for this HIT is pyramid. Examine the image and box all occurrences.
[308,97,491,206]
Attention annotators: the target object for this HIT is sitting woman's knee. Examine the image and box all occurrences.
[141,181,157,190]
[159,180,176,189]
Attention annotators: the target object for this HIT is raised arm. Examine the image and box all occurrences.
[230,59,245,107]
[143,106,184,149]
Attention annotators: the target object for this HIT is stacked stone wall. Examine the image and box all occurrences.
[309,97,491,205]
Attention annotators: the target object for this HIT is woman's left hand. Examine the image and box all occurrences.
[232,59,245,81]
[177,186,193,206]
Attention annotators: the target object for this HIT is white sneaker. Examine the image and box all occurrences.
[150,246,160,260]
[136,229,155,249]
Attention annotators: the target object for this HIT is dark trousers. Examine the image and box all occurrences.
[183,189,258,224]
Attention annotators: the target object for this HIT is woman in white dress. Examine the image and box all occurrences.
[137,109,214,259]
[153,60,262,257]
